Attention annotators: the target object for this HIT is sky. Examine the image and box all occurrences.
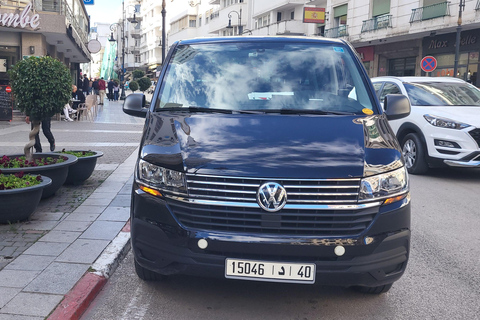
[85,0,123,26]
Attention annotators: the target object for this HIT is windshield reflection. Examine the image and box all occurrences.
[404,82,480,106]
[155,42,375,114]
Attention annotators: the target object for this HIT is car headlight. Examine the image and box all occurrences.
[137,159,186,193]
[359,167,409,203]
[424,114,470,130]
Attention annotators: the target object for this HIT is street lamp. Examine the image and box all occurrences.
[161,0,166,64]
[226,9,243,35]
[108,1,138,100]
[453,0,465,78]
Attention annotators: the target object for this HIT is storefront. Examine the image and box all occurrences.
[422,29,479,87]
[375,39,422,77]
[356,46,375,77]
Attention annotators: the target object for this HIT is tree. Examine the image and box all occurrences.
[8,56,71,160]
[138,77,151,93]
[129,80,139,92]
[132,69,145,80]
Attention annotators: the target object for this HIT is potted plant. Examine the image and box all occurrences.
[7,56,72,160]
[0,170,52,223]
[5,56,76,198]
[57,149,104,185]
[0,154,77,198]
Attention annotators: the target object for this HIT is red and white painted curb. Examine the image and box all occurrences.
[48,220,131,320]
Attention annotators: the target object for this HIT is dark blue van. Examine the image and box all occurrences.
[123,36,411,294]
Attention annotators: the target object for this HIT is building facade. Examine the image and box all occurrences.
[163,0,480,87]
[0,0,92,86]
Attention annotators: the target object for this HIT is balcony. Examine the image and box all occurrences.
[128,47,140,54]
[324,25,348,38]
[361,15,392,33]
[410,2,450,23]
[129,30,142,39]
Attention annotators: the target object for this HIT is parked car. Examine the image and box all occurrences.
[371,76,480,174]
[123,36,412,294]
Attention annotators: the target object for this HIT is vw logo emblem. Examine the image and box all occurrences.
[257,182,287,212]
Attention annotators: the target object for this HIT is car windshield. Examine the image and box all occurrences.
[404,81,480,106]
[154,41,375,114]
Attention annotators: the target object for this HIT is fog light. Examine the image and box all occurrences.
[434,139,460,148]
[334,245,345,256]
[364,237,374,245]
[198,239,208,249]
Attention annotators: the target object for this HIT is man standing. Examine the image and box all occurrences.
[107,79,115,101]
[82,74,90,95]
[77,74,85,100]
[98,77,106,105]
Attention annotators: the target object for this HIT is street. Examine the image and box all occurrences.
[81,167,480,320]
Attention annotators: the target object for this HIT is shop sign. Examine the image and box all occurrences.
[423,30,479,54]
[0,2,40,30]
[356,46,374,62]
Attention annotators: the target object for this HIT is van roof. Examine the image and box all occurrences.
[177,36,346,46]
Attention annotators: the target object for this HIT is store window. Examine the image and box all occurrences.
[388,57,416,76]
[431,52,479,86]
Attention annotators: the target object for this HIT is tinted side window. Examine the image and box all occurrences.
[372,82,383,97]
[379,82,401,102]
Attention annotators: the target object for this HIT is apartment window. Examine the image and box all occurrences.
[277,12,282,22]
[199,16,202,27]
[291,11,294,20]
[189,19,196,27]
[372,0,390,17]
[135,54,141,63]
[135,39,140,47]
[255,14,270,29]
[424,0,445,5]
[334,4,347,27]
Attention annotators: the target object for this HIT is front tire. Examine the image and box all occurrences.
[352,283,393,294]
[401,133,428,174]
[134,258,165,281]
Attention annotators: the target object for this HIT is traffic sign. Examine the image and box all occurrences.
[421,56,437,73]
[5,86,11,93]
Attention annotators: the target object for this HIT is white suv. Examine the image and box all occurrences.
[371,76,480,174]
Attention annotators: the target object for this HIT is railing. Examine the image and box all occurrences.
[361,15,392,32]
[410,1,450,23]
[324,25,348,38]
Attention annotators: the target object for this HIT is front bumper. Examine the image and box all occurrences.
[130,185,411,287]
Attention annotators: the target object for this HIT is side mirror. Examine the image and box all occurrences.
[384,94,410,120]
[123,93,148,118]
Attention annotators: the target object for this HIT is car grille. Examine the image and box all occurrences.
[469,129,480,148]
[164,174,378,237]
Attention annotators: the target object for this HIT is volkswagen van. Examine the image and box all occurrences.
[123,37,411,293]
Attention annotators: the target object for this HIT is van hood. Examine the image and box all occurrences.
[140,112,403,179]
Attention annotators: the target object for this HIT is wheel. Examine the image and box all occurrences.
[401,133,429,174]
[352,283,393,294]
[134,258,165,281]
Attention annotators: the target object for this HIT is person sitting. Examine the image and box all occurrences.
[63,103,77,121]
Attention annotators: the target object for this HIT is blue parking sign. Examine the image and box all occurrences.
[84,0,94,5]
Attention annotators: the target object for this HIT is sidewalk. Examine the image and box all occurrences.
[0,96,145,319]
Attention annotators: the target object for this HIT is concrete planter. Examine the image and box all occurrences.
[0,175,52,223]
[1,153,78,198]
[61,151,104,185]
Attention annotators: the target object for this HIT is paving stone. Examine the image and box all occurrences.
[110,194,131,207]
[0,292,63,317]
[56,239,110,263]
[51,220,92,232]
[0,315,43,320]
[37,230,81,243]
[5,255,55,271]
[63,212,101,222]
[0,270,40,288]
[98,207,130,222]
[0,287,21,308]
[22,242,69,257]
[17,220,59,231]
[79,221,126,241]
[72,205,106,214]
[23,262,89,295]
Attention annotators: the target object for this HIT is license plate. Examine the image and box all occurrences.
[225,258,315,284]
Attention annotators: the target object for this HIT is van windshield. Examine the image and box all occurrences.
[154,41,376,114]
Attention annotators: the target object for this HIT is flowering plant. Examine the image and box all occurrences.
[0,170,42,190]
[60,149,96,157]
[0,155,67,168]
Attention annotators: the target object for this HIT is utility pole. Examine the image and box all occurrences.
[162,0,166,64]
[453,0,465,78]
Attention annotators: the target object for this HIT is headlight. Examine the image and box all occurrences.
[423,114,470,130]
[137,159,186,193]
[359,167,409,202]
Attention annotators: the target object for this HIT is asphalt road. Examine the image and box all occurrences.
[81,167,480,320]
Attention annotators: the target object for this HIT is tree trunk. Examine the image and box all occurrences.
[24,120,40,161]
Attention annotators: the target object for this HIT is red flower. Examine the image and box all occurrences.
[36,175,42,181]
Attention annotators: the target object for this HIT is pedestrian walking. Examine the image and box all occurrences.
[113,81,120,101]
[107,79,115,101]
[25,116,55,152]
[77,74,85,100]
[88,77,93,95]
[98,77,106,105]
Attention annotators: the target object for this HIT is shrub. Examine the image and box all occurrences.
[138,77,151,92]
[129,80,139,92]
[132,69,145,80]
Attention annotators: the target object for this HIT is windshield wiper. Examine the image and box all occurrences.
[258,109,356,115]
[160,106,233,114]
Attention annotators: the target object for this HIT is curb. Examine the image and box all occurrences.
[47,220,131,320]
